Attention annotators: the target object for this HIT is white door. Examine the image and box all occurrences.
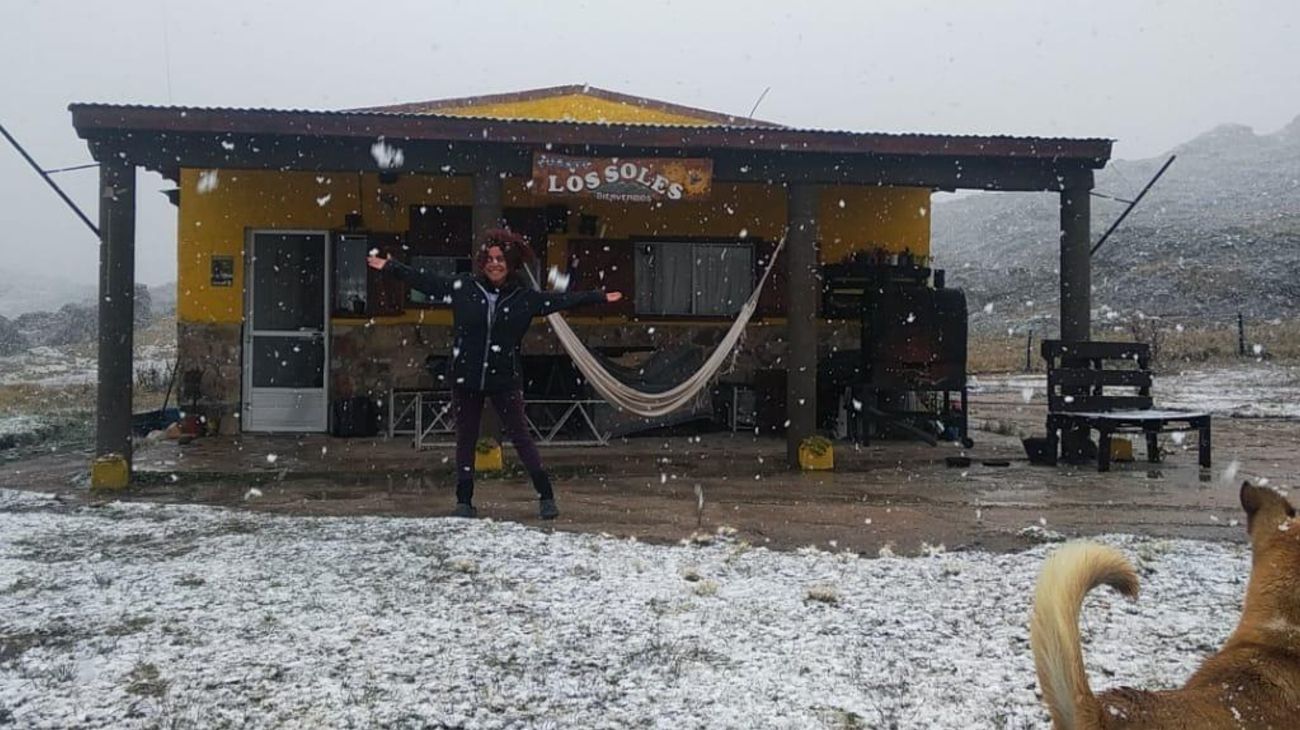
[243,231,330,432]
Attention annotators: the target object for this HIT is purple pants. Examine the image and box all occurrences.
[452,388,546,501]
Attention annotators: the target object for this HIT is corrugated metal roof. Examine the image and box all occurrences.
[68,102,1112,162]
[347,84,788,129]
[70,101,1106,141]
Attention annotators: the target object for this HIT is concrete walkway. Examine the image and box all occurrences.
[4,392,1293,556]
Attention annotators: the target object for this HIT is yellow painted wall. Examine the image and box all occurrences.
[512,181,930,266]
[818,185,931,263]
[177,168,930,325]
[177,168,466,324]
[434,93,716,126]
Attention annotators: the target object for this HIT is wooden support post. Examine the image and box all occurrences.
[1059,176,1092,342]
[1058,175,1094,460]
[93,157,137,487]
[786,183,819,468]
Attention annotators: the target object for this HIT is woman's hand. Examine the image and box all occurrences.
[605,291,623,303]
[366,253,389,271]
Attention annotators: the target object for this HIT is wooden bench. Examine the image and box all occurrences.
[1042,340,1210,472]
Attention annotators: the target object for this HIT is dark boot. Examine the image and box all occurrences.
[453,479,477,518]
[531,470,558,519]
[539,498,559,520]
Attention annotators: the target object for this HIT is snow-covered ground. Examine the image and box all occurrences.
[973,363,1300,418]
[0,344,174,388]
[1,488,1248,729]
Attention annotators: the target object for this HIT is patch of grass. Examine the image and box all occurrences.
[806,583,841,605]
[125,661,169,698]
[693,579,719,597]
[623,636,730,673]
[0,577,39,595]
[0,623,76,662]
[105,616,153,637]
[448,558,478,574]
[815,706,869,730]
[41,660,77,687]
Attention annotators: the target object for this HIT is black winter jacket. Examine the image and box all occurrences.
[384,259,605,392]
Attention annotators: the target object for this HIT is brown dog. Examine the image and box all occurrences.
[1030,482,1300,729]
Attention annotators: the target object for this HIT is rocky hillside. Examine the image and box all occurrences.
[933,116,1300,332]
[0,284,170,355]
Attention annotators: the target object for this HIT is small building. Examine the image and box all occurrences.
[71,85,1111,481]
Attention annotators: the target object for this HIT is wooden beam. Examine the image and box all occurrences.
[85,132,1096,193]
[1059,173,1093,341]
[95,157,136,471]
[786,183,819,468]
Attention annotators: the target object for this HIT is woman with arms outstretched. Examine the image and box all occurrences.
[368,228,621,519]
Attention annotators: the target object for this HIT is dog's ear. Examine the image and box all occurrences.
[1241,481,1295,533]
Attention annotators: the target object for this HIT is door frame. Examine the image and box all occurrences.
[241,228,332,433]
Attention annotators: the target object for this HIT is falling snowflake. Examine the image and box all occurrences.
[197,170,219,194]
[1221,459,1241,484]
[547,266,571,292]
[266,454,278,464]
[316,194,332,207]
[371,137,405,169]
[982,302,994,314]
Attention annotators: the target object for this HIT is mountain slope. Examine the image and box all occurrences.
[933,115,1300,331]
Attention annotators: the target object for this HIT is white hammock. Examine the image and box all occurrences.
[533,237,786,418]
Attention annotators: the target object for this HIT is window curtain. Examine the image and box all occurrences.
[635,243,693,314]
[693,244,753,315]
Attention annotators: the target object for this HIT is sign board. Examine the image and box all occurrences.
[211,255,234,287]
[532,153,712,203]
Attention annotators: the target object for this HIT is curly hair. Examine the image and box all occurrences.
[474,228,536,285]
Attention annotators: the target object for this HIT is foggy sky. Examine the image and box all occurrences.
[2,0,1297,286]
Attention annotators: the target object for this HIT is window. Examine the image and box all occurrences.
[634,241,754,316]
[408,255,472,305]
[333,235,370,315]
[332,233,403,317]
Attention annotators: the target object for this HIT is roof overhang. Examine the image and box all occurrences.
[70,103,1112,192]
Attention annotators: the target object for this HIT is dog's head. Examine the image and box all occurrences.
[1242,481,1298,542]
[1240,482,1300,621]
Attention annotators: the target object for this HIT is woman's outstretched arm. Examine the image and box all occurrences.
[533,289,623,316]
[368,255,459,300]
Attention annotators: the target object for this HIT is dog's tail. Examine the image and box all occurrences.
[1030,542,1139,730]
